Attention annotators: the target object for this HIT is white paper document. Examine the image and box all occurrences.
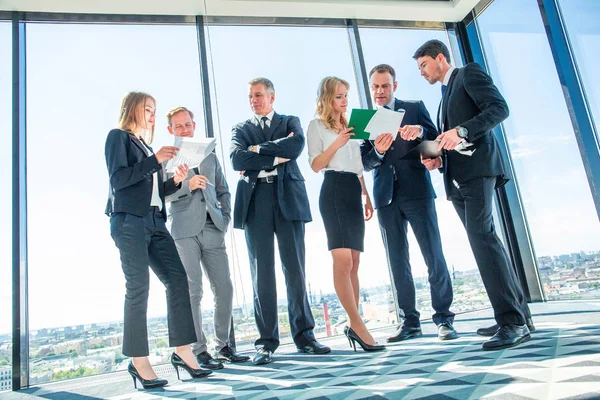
[364,108,405,140]
[166,137,217,172]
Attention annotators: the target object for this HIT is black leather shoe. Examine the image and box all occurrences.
[387,326,422,343]
[128,362,168,390]
[482,324,531,351]
[196,351,224,370]
[297,340,331,355]
[477,317,536,337]
[170,353,213,380]
[438,322,459,341]
[346,328,386,352]
[252,348,273,365]
[214,345,250,363]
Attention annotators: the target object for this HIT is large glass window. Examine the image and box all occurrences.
[558,0,600,138]
[358,28,491,316]
[477,0,600,300]
[206,24,397,349]
[0,21,12,392]
[26,23,204,383]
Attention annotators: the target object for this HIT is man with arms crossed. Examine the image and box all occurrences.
[230,78,330,365]
[414,40,534,350]
[166,106,250,369]
[361,64,457,342]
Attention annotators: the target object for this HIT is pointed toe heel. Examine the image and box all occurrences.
[127,362,168,390]
[347,328,386,352]
[170,353,213,380]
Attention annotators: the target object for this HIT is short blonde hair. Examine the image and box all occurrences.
[117,91,156,143]
[166,106,195,126]
[316,76,349,132]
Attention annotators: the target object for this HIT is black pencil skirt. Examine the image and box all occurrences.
[319,170,365,252]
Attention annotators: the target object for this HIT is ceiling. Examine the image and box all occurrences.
[0,0,482,22]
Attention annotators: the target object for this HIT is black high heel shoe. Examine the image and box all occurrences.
[128,361,168,389]
[346,328,386,352]
[170,352,213,380]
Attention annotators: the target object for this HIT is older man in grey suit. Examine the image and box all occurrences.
[166,106,250,370]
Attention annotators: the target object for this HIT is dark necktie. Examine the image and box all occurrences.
[383,105,391,110]
[438,85,448,134]
[261,116,270,138]
[261,116,276,172]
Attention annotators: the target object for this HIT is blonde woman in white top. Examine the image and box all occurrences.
[307,77,385,352]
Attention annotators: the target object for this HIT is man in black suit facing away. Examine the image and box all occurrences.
[414,39,533,350]
[361,64,457,343]
[230,77,330,365]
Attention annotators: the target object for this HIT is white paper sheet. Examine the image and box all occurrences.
[165,137,217,172]
[364,108,405,140]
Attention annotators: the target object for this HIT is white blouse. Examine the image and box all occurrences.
[306,118,363,177]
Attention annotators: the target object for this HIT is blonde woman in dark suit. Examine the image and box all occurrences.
[105,92,212,389]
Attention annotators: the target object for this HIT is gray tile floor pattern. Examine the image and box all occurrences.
[3,301,600,400]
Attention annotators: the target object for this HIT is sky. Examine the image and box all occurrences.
[0,0,599,335]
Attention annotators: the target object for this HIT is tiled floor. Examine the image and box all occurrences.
[3,301,600,400]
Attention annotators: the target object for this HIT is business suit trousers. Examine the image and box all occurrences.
[245,181,316,351]
[448,176,527,326]
[174,218,233,354]
[110,207,197,357]
[377,193,454,327]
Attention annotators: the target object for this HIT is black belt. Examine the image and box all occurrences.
[257,176,278,184]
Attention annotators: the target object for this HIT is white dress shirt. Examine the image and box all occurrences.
[307,118,363,177]
[139,139,162,211]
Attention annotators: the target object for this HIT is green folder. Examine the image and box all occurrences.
[348,109,376,140]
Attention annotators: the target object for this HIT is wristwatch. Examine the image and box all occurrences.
[456,126,468,139]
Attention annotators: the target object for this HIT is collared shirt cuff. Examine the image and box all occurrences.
[418,125,424,139]
[375,148,385,159]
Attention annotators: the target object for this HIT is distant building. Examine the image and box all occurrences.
[0,366,11,391]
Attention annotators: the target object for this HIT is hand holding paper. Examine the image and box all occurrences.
[374,133,394,153]
[347,108,405,140]
[166,137,217,173]
[332,126,355,150]
[173,164,189,184]
[155,146,180,164]
[364,108,405,140]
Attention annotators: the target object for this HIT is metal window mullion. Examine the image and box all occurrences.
[195,16,214,139]
[537,0,600,221]
[12,11,29,391]
[346,19,372,110]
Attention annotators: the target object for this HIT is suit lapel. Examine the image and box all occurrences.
[130,134,148,155]
[440,68,459,133]
[269,113,282,140]
[394,98,404,113]
[250,117,269,143]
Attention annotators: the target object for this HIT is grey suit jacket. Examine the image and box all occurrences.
[166,153,231,240]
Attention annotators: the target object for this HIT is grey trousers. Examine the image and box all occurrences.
[174,219,234,354]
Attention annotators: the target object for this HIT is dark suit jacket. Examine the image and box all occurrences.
[361,99,438,209]
[230,113,312,229]
[440,63,510,196]
[105,128,180,219]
